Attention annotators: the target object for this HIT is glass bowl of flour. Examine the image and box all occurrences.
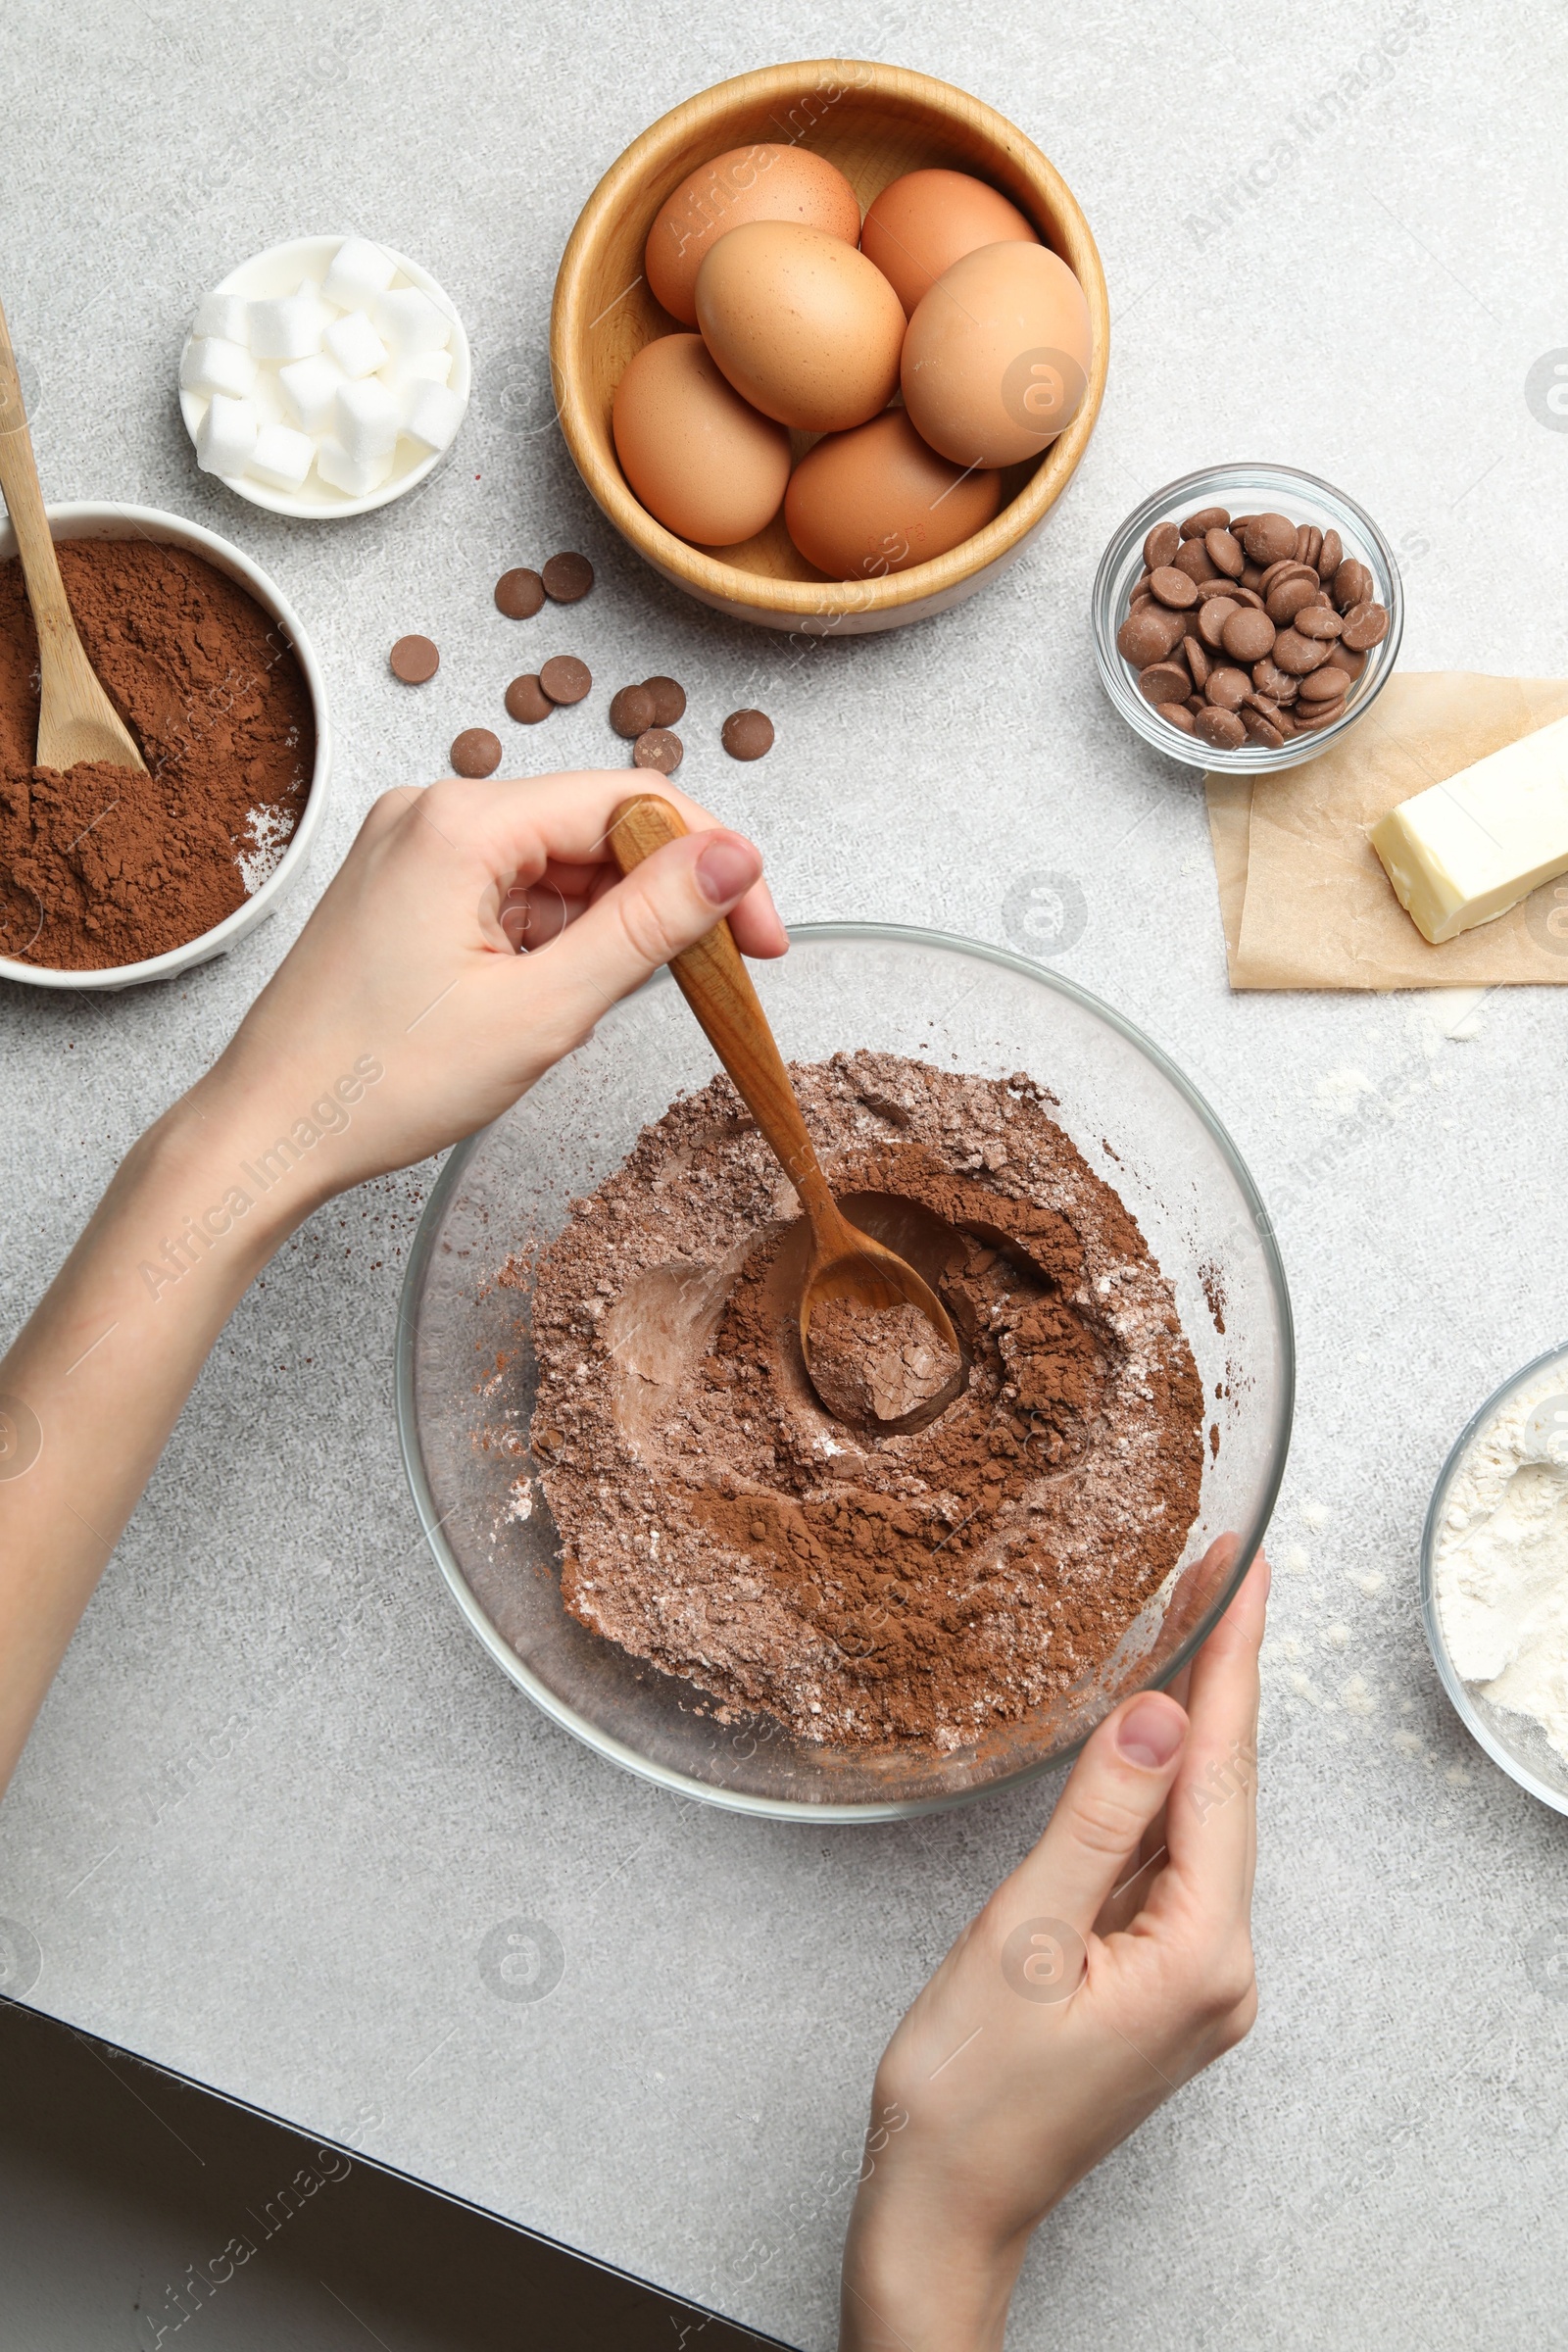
[1424,1345,1568,1814]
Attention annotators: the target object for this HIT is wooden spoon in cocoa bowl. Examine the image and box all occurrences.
[608,793,966,1430]
[0,295,145,774]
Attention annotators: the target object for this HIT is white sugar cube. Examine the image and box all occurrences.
[401,380,466,455]
[322,309,387,379]
[250,368,285,427]
[374,286,451,362]
[316,436,393,498]
[247,423,316,492]
[323,236,398,312]
[179,335,256,401]
[335,376,400,463]
[386,348,453,391]
[195,394,259,478]
[248,288,329,362]
[193,290,250,346]
[277,352,345,434]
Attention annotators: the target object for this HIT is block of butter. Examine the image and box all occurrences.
[1370,712,1568,943]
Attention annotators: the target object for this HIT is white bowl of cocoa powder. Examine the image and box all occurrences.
[0,502,331,991]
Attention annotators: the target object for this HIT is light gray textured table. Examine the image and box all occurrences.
[4,5,1568,2345]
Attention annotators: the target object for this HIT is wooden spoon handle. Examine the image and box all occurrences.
[0,296,81,662]
[608,794,843,1235]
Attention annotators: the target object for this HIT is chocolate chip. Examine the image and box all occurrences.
[1199,596,1241,650]
[1205,665,1251,711]
[610,683,657,738]
[1294,695,1346,729]
[1172,539,1218,583]
[1252,660,1299,703]
[539,655,591,705]
[1138,662,1192,707]
[1293,603,1345,640]
[1229,585,1266,610]
[1318,528,1343,581]
[1195,706,1247,750]
[495,568,545,619]
[1181,506,1230,537]
[1340,600,1390,650]
[633,727,683,773]
[1157,701,1196,732]
[505,674,554,723]
[1270,626,1333,675]
[1239,563,1267,590]
[1117,605,1187,665]
[721,709,774,760]
[1324,641,1366,682]
[1204,527,1246,579]
[542,552,594,603]
[1150,564,1199,609]
[451,728,502,777]
[1265,574,1320,627]
[1243,513,1298,564]
[1196,575,1241,602]
[1220,607,1276,663]
[1333,558,1373,612]
[1182,635,1211,689]
[1241,707,1286,749]
[1143,521,1181,569]
[1298,524,1323,572]
[389,634,439,683]
[642,675,687,726]
[1298,664,1349,702]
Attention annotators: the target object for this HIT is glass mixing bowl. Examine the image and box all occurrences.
[1092,461,1403,775]
[1422,1343,1568,1816]
[396,926,1294,1820]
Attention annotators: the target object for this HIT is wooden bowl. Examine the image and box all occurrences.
[551,60,1109,634]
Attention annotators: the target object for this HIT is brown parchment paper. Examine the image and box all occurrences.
[1205,672,1568,989]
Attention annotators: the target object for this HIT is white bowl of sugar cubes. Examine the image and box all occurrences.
[178,234,470,518]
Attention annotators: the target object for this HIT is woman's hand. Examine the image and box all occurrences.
[195,768,786,1210]
[840,1546,1268,2352]
[0,771,782,1795]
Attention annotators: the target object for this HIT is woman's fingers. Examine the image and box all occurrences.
[1010,1691,1190,1936]
[437,770,790,958]
[512,828,767,1056]
[1163,1551,1269,1919]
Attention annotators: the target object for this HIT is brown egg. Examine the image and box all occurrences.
[612,333,791,547]
[902,242,1094,468]
[696,220,906,434]
[645,144,861,325]
[784,409,1003,580]
[860,168,1039,317]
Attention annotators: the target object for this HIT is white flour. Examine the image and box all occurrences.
[1435,1369,1568,1762]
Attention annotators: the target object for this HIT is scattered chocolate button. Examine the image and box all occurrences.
[451,727,503,777]
[539,654,592,705]
[722,709,774,760]
[633,727,683,773]
[389,634,439,683]
[642,674,687,726]
[495,567,545,619]
[542,552,594,603]
[505,674,555,724]
[610,683,657,739]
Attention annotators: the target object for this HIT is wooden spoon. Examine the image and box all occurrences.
[0,295,145,773]
[608,794,964,1425]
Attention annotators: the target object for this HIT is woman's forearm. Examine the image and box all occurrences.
[0,1072,318,1791]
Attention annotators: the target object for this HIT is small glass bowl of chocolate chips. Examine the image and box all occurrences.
[1092,464,1403,772]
